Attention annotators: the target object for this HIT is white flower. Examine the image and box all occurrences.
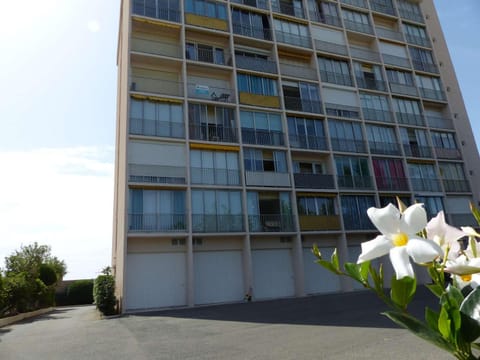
[445,255,480,276]
[357,203,443,279]
[425,211,466,259]
[461,226,480,238]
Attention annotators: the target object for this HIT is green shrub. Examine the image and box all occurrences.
[93,275,116,316]
[39,264,57,286]
[66,280,94,305]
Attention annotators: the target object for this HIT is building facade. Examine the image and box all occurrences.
[113,0,480,312]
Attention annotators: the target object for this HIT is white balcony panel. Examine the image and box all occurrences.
[245,171,291,187]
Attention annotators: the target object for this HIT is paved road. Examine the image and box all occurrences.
[1,289,453,360]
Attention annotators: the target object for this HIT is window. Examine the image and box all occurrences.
[415,196,443,219]
[409,47,436,72]
[237,74,278,96]
[186,42,225,65]
[288,117,326,149]
[273,19,310,47]
[240,110,283,146]
[335,156,370,178]
[329,119,365,152]
[404,24,430,46]
[341,195,376,230]
[342,9,372,33]
[408,162,441,191]
[244,148,287,173]
[372,158,407,190]
[397,0,423,23]
[298,196,335,216]
[399,127,431,157]
[318,57,353,86]
[309,0,340,26]
[283,82,321,113]
[360,93,391,122]
[272,0,305,17]
[133,0,180,21]
[190,150,240,185]
[431,132,457,150]
[232,8,271,40]
[188,103,236,142]
[185,0,227,19]
[392,97,423,126]
[353,62,385,91]
[438,163,469,192]
[366,125,398,154]
[386,69,414,86]
[292,161,325,174]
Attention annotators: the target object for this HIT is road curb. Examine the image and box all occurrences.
[0,307,55,328]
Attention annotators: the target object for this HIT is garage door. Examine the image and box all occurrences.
[252,249,295,300]
[303,247,340,295]
[126,252,186,310]
[194,251,244,305]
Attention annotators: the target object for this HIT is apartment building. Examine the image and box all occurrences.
[113,0,480,312]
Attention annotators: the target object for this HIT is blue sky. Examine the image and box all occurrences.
[0,0,478,279]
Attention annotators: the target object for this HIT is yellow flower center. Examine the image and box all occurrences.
[392,232,409,247]
[461,274,472,282]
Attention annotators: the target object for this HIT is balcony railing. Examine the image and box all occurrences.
[443,179,471,193]
[187,84,235,103]
[189,123,238,143]
[426,115,454,130]
[294,173,335,189]
[340,0,368,9]
[402,144,432,158]
[449,213,477,227]
[375,177,409,191]
[395,112,425,126]
[191,167,241,186]
[331,138,367,153]
[382,54,411,68]
[128,164,186,184]
[280,63,317,79]
[289,134,328,150]
[130,117,185,138]
[242,128,285,146]
[337,175,374,189]
[192,214,244,233]
[368,141,401,155]
[362,108,394,123]
[245,171,291,187]
[275,30,312,48]
[405,33,431,48]
[131,36,181,58]
[235,55,277,74]
[271,2,305,18]
[412,61,439,74]
[314,39,348,56]
[298,215,341,231]
[343,19,374,35]
[389,82,418,97]
[130,76,183,97]
[319,70,353,86]
[434,147,462,160]
[248,214,295,232]
[128,213,186,232]
[132,2,180,23]
[419,87,446,101]
[369,0,396,16]
[309,11,342,27]
[284,96,323,114]
[410,178,442,192]
[325,103,360,118]
[343,214,375,230]
[231,0,268,9]
[350,47,381,63]
[398,8,424,24]
[232,23,272,41]
[187,47,229,66]
[375,27,404,42]
[356,77,387,91]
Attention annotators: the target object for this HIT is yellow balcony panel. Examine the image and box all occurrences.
[239,92,280,108]
[299,215,341,231]
[185,13,228,31]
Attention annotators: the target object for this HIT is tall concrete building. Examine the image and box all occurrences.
[113,0,480,312]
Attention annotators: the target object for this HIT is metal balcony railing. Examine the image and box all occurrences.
[271,2,305,18]
[289,134,328,150]
[398,8,424,24]
[248,214,295,232]
[405,33,431,48]
[231,0,268,10]
[362,108,393,122]
[343,215,375,230]
[280,63,317,79]
[128,164,186,184]
[412,61,439,74]
[187,84,235,103]
[402,144,433,158]
[375,177,409,191]
[331,138,367,153]
[389,82,418,97]
[245,171,291,187]
[419,87,446,101]
[325,103,360,118]
[443,179,471,193]
[131,36,182,58]
[232,23,272,41]
[192,214,244,233]
[129,117,185,138]
[283,96,323,114]
[356,77,387,91]
[128,213,186,232]
[340,0,368,9]
[450,213,477,227]
[410,178,442,192]
[434,147,462,160]
[275,30,312,48]
[314,39,348,56]
[298,215,341,231]
[395,112,425,127]
[375,27,404,42]
[309,11,342,27]
[132,2,180,23]
[382,54,411,68]
[368,141,401,155]
[426,115,454,130]
[350,47,381,62]
[294,173,335,189]
[130,76,184,97]
[187,47,229,66]
[190,167,241,186]
[189,123,238,143]
[369,0,396,16]
[235,55,277,74]
[343,19,374,35]
[337,175,374,189]
[319,70,353,86]
[242,128,285,146]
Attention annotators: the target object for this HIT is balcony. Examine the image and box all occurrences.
[131,36,181,58]
[412,61,439,74]
[191,167,241,186]
[449,213,477,227]
[186,46,230,66]
[375,27,404,42]
[368,141,401,155]
[294,173,335,189]
[128,213,186,233]
[309,11,342,27]
[299,215,341,231]
[405,33,431,48]
[398,8,424,24]
[130,117,185,138]
[403,144,433,158]
[375,177,409,191]
[362,108,394,123]
[232,23,272,41]
[314,39,348,56]
[343,19,374,35]
[369,0,396,16]
[187,84,235,103]
[271,1,305,18]
[242,128,284,146]
[319,70,353,86]
[410,178,442,192]
[235,55,277,74]
[284,96,323,114]
[343,214,375,230]
[280,63,317,80]
[331,138,367,153]
[356,77,387,91]
[132,2,180,23]
[275,30,312,48]
[340,0,368,9]
[434,147,462,160]
[350,47,381,63]
[128,164,186,184]
[443,180,471,193]
[231,0,268,9]
[189,123,238,143]
[389,82,418,97]
[248,214,295,232]
[337,175,374,189]
[192,214,244,233]
[130,76,183,97]
[239,92,281,108]
[382,54,411,68]
[185,12,228,32]
[289,134,328,151]
[325,103,360,119]
[426,115,454,130]
[419,87,446,102]
[245,171,291,187]
[395,112,425,127]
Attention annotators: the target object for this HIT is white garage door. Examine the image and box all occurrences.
[252,249,295,300]
[126,252,186,310]
[194,251,244,305]
[303,247,340,295]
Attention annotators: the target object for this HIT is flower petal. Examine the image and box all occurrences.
[401,203,427,234]
[357,235,392,263]
[389,246,414,279]
[425,211,447,239]
[406,237,443,264]
[367,204,400,236]
[462,226,480,238]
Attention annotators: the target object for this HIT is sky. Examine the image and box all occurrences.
[0,0,478,280]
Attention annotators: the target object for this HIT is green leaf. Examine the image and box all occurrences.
[460,287,480,323]
[390,276,416,309]
[369,263,384,292]
[443,285,464,309]
[383,311,455,354]
[359,261,370,283]
[331,249,340,271]
[344,262,367,285]
[426,284,444,298]
[459,312,480,343]
[470,201,480,226]
[316,259,341,275]
[425,307,440,332]
[312,244,321,259]
[438,306,452,341]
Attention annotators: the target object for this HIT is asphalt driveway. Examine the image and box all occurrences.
[0,289,453,360]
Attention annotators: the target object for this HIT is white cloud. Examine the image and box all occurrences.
[0,146,114,280]
[87,20,101,33]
